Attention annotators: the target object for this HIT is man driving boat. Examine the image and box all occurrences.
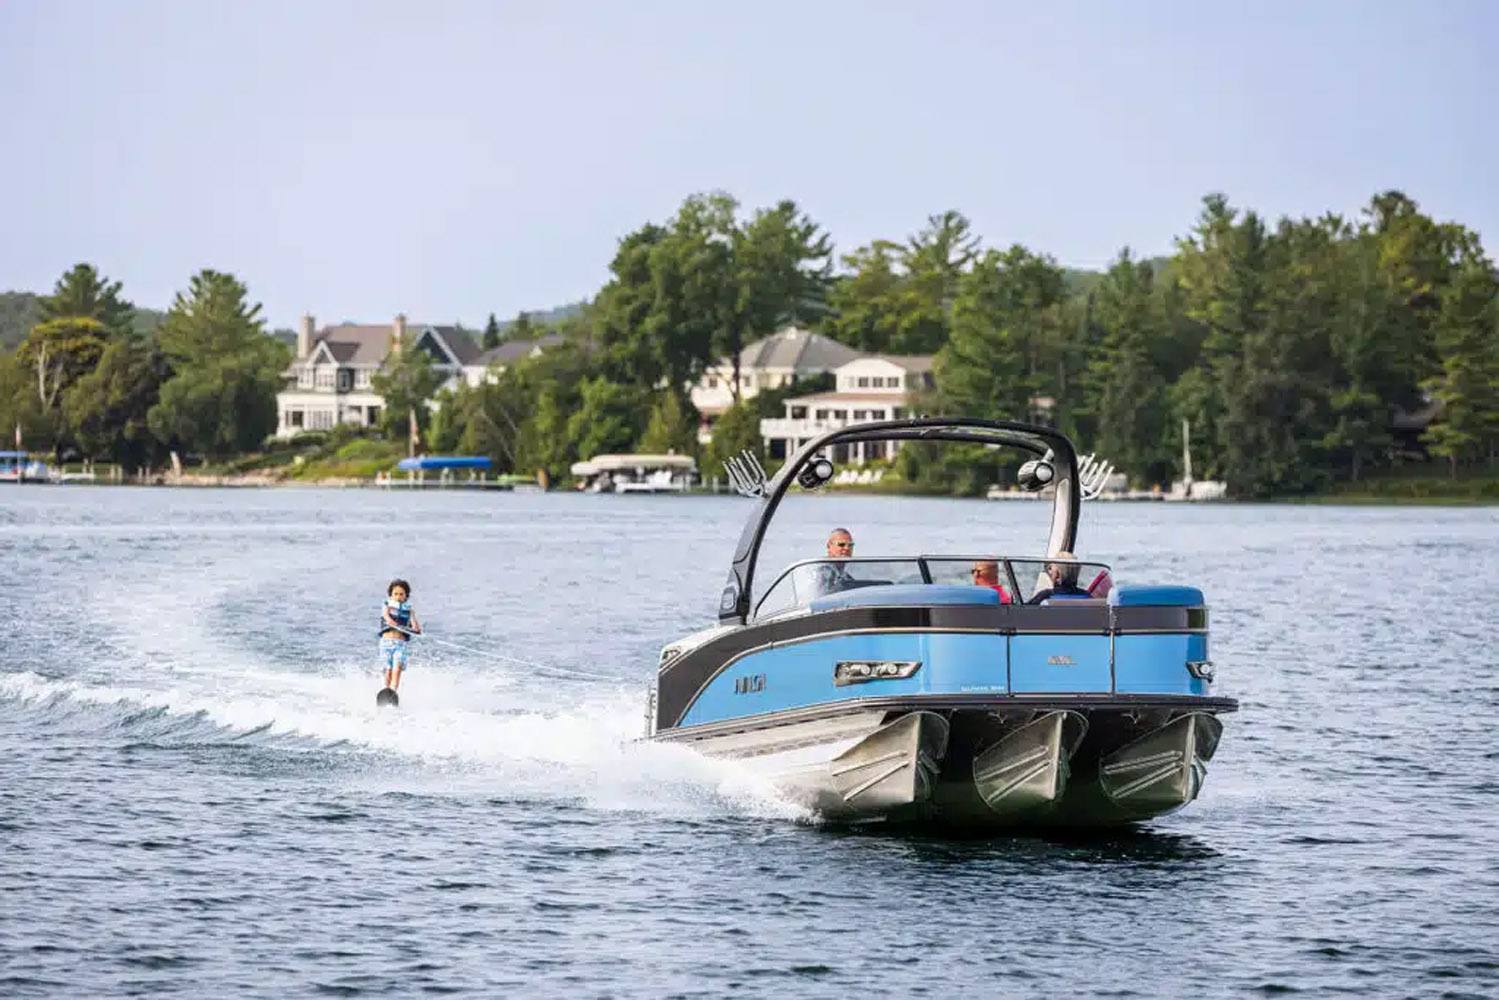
[811,528,855,594]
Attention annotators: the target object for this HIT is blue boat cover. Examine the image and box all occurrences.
[810,584,1001,612]
[1108,585,1204,607]
[396,455,493,471]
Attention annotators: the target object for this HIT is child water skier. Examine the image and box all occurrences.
[379,579,422,693]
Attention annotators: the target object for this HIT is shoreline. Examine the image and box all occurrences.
[11,473,1495,505]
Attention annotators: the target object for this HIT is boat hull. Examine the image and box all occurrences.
[655,700,1229,828]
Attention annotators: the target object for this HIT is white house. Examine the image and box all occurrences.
[276,314,485,438]
[463,333,565,387]
[690,326,863,442]
[760,354,935,463]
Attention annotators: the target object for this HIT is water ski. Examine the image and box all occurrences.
[375,687,400,709]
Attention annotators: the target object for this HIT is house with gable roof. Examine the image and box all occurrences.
[463,332,566,387]
[275,314,485,437]
[760,353,936,463]
[690,326,863,443]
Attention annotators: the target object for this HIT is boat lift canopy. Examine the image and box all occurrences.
[570,453,696,477]
[396,455,493,472]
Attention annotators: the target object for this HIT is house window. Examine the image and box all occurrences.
[707,376,718,389]
[367,405,381,425]
[741,374,754,388]
[288,410,304,428]
[309,409,334,429]
[297,368,313,389]
[815,409,830,420]
[337,369,352,391]
[857,377,869,388]
[833,409,848,420]
[355,369,371,389]
[790,406,807,419]
[315,366,334,389]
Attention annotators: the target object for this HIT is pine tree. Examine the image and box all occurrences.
[147,270,285,458]
[1085,250,1171,485]
[41,263,135,337]
[1423,251,1499,473]
[639,390,697,455]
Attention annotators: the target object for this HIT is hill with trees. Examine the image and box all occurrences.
[2,189,1493,498]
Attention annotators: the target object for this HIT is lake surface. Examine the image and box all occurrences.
[2,487,1496,998]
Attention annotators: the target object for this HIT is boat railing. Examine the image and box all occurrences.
[752,555,1114,621]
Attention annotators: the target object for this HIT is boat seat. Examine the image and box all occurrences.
[810,584,1001,612]
[1108,585,1204,607]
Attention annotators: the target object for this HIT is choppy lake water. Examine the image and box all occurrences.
[2,487,1496,998]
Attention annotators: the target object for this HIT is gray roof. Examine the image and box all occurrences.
[475,333,565,368]
[430,325,481,365]
[305,323,481,367]
[314,325,391,365]
[736,326,862,371]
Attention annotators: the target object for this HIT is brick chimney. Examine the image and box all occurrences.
[297,314,315,359]
[393,313,407,346]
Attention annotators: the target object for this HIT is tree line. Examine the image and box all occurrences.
[3,188,1494,494]
[0,265,287,471]
[428,189,1497,496]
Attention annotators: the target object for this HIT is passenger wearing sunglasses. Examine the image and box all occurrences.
[970,560,1012,604]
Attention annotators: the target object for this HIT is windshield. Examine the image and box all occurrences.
[753,559,928,620]
[751,556,1112,619]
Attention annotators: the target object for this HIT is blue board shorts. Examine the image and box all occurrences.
[380,637,410,670]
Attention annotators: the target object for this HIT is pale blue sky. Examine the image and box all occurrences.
[2,1,1494,328]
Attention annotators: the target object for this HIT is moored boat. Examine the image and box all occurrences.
[647,417,1236,828]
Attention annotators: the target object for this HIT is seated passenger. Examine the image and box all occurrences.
[1027,551,1092,604]
[969,560,1012,604]
[811,528,855,594]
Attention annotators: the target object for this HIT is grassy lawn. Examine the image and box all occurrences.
[194,431,405,482]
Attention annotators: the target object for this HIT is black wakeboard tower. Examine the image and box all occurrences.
[716,417,1085,625]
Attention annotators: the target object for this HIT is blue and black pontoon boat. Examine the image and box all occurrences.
[647,417,1236,828]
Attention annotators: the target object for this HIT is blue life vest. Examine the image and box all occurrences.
[381,599,413,638]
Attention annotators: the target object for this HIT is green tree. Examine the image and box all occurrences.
[18,317,110,415]
[594,194,831,398]
[594,222,673,387]
[1084,250,1172,485]
[826,241,905,351]
[722,199,833,392]
[40,263,135,337]
[371,337,443,449]
[937,245,1066,423]
[511,311,538,341]
[1172,195,1270,486]
[0,350,56,454]
[62,337,170,471]
[1423,248,1499,473]
[482,312,502,349]
[639,390,698,455]
[148,270,285,458]
[567,376,645,460]
[826,211,978,355]
[1320,227,1394,481]
[703,399,763,477]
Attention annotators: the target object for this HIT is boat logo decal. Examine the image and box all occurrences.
[834,660,922,686]
[1047,655,1076,666]
[734,673,767,694]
